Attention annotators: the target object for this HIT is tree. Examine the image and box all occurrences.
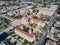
[28,41,34,45]
[57,8,60,14]
[23,39,28,45]
[33,16,38,19]
[10,43,14,45]
[41,26,46,31]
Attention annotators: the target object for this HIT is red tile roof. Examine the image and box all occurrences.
[45,40,60,45]
[29,18,38,23]
[15,24,35,38]
[56,42,60,45]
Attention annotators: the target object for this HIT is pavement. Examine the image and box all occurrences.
[2,26,14,33]
[36,15,55,45]
[7,36,22,45]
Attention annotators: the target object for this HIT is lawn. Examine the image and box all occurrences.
[0,25,4,29]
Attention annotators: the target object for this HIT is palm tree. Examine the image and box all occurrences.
[23,39,28,45]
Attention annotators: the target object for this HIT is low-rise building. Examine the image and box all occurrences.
[45,39,60,45]
[36,5,58,17]
[22,16,29,25]
[15,24,35,42]
[29,18,46,27]
[7,11,15,16]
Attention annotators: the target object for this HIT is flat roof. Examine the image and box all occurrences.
[38,8,54,16]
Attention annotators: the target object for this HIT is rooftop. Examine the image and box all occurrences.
[15,24,35,38]
[45,39,60,45]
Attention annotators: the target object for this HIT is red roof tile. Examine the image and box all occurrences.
[57,42,60,45]
[15,24,35,38]
[29,18,38,23]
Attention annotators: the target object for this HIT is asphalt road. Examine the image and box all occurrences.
[36,15,55,45]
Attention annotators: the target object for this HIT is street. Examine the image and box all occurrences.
[36,15,55,45]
